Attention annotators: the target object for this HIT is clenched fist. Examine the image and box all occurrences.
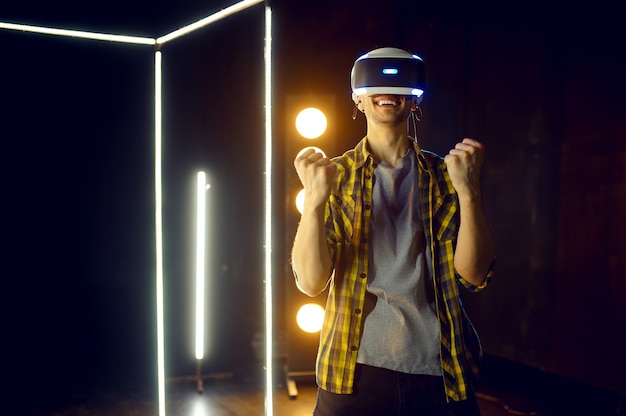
[444,138,485,200]
[294,148,337,211]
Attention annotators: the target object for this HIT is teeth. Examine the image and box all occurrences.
[377,99,397,106]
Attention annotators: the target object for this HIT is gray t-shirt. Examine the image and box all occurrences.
[356,146,442,375]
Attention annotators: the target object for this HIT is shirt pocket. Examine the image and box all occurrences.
[433,194,458,241]
[329,194,357,240]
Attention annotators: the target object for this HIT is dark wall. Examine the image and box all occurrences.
[2,34,159,411]
[447,16,626,393]
[554,31,626,390]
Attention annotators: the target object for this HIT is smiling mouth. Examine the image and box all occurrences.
[374,96,400,106]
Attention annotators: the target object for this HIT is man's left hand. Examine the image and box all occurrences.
[444,138,485,200]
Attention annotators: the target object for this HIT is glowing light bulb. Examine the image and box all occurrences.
[296,303,325,333]
[295,107,327,139]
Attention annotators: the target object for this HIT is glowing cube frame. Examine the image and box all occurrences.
[0,1,274,415]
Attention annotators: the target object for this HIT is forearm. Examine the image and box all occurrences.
[454,195,495,286]
[291,205,333,296]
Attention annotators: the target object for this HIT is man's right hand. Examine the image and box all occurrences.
[294,148,337,211]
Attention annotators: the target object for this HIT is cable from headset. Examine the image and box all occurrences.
[408,105,423,144]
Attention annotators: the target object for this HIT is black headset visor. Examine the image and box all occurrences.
[353,57,425,92]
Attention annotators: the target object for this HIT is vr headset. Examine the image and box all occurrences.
[351,47,425,105]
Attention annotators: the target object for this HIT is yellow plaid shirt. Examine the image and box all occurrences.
[315,137,494,402]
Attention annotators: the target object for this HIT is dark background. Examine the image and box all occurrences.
[2,0,624,413]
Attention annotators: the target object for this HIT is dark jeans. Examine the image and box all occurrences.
[313,364,482,416]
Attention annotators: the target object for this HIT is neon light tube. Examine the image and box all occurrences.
[154,50,166,416]
[0,22,155,45]
[264,5,274,416]
[156,0,264,45]
[195,172,207,361]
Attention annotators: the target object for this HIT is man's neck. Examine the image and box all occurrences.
[366,124,410,166]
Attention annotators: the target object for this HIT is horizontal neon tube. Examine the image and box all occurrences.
[0,22,156,45]
[156,0,263,45]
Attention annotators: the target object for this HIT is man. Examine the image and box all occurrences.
[291,47,495,416]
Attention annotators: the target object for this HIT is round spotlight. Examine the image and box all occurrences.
[295,188,305,214]
[295,108,327,139]
[296,303,325,333]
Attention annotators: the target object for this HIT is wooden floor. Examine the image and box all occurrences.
[37,375,319,416]
[29,357,623,416]
[34,373,557,416]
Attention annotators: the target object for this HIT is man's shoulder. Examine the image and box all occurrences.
[331,141,365,171]
[415,146,446,171]
[331,148,358,165]
[418,147,444,162]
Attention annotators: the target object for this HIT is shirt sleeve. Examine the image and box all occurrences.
[456,258,495,292]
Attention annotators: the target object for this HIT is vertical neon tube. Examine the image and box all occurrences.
[195,171,207,360]
[264,4,274,416]
[155,50,166,416]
